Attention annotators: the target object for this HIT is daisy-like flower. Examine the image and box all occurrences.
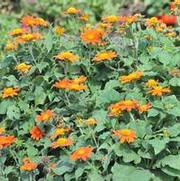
[137,103,152,113]
[158,15,177,25]
[51,128,71,139]
[20,157,38,171]
[8,28,27,36]
[102,15,119,23]
[0,127,5,134]
[80,28,105,45]
[21,16,48,27]
[53,76,87,91]
[147,86,171,96]
[146,17,160,27]
[54,26,65,35]
[145,79,159,88]
[113,129,136,143]
[119,71,144,84]
[79,14,89,22]
[5,41,17,51]
[93,51,117,62]
[51,137,73,148]
[54,51,79,63]
[36,110,54,122]
[1,87,20,98]
[108,100,138,117]
[0,135,16,149]
[70,146,93,161]
[64,7,81,14]
[85,118,97,126]
[15,63,31,73]
[30,126,44,141]
[16,33,42,44]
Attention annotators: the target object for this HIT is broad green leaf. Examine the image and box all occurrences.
[7,105,20,120]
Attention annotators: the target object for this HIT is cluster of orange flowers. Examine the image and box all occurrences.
[53,76,87,91]
[108,99,152,117]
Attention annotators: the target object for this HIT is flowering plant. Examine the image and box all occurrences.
[0,2,180,180]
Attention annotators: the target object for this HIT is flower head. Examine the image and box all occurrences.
[102,15,119,23]
[51,127,71,139]
[21,16,48,27]
[85,118,97,126]
[147,86,171,96]
[137,103,152,113]
[5,41,17,51]
[70,146,93,161]
[65,7,81,14]
[0,135,16,149]
[51,137,73,148]
[20,157,38,171]
[81,28,105,45]
[15,63,31,73]
[79,14,89,22]
[53,76,87,91]
[93,51,117,62]
[30,126,44,141]
[0,127,5,134]
[113,129,136,143]
[54,26,65,35]
[16,33,42,44]
[119,71,144,84]
[54,51,79,63]
[8,28,27,36]
[1,87,20,98]
[36,110,54,122]
[145,79,159,88]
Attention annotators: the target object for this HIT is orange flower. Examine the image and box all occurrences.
[15,63,31,73]
[21,16,48,27]
[79,14,89,22]
[70,146,93,161]
[145,79,159,88]
[81,28,105,45]
[146,17,160,27]
[108,100,138,117]
[20,157,38,171]
[54,51,79,63]
[53,76,87,91]
[36,110,54,122]
[8,28,26,36]
[85,118,97,126]
[30,126,44,141]
[0,135,16,149]
[5,41,17,51]
[1,87,20,98]
[147,86,171,96]
[93,51,117,62]
[102,15,119,23]
[54,26,65,35]
[175,0,180,4]
[51,127,71,139]
[138,103,152,113]
[113,129,136,143]
[51,137,73,148]
[0,127,5,134]
[119,71,144,84]
[65,7,81,14]
[16,33,42,44]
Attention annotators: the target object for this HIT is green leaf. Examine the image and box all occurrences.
[7,105,20,120]
[53,165,73,175]
[75,167,84,180]
[34,86,46,105]
[88,170,104,181]
[148,109,159,117]
[111,163,154,181]
[44,32,53,52]
[0,100,12,114]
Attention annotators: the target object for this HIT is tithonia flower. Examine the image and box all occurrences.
[108,100,138,117]
[51,137,73,148]
[20,157,38,171]
[30,126,44,141]
[85,118,97,126]
[102,15,119,23]
[79,14,89,22]
[70,146,93,161]
[54,51,79,63]
[146,17,160,27]
[113,129,136,143]
[16,33,42,44]
[158,15,176,25]
[1,87,20,98]
[145,79,159,88]
[21,16,48,27]
[119,71,144,84]
[8,28,27,36]
[93,51,117,62]
[0,127,5,134]
[147,86,171,96]
[36,109,54,122]
[53,76,87,91]
[51,128,71,139]
[80,28,105,45]
[54,26,65,35]
[5,41,17,51]
[137,103,152,113]
[15,63,31,73]
[0,135,16,149]
[64,7,81,14]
